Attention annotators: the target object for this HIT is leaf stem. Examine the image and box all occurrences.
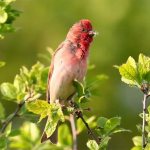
[1,101,25,133]
[70,114,77,150]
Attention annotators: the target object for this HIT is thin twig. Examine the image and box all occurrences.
[75,110,100,144]
[142,94,147,149]
[1,101,25,133]
[70,114,77,150]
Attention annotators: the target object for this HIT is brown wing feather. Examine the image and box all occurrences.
[46,42,64,103]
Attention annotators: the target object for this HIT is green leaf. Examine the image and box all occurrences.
[73,79,85,97]
[0,134,7,149]
[0,82,17,101]
[118,56,138,86]
[0,102,5,119]
[104,117,121,133]
[0,61,5,68]
[138,53,150,81]
[0,8,7,23]
[13,75,25,93]
[43,103,65,139]
[97,117,108,128]
[5,0,16,5]
[40,67,49,84]
[131,146,142,150]
[111,127,131,134]
[58,124,72,146]
[78,96,89,103]
[26,100,50,122]
[44,116,58,138]
[99,136,111,150]
[55,103,65,122]
[148,105,150,114]
[116,54,150,87]
[87,140,99,150]
[132,136,142,146]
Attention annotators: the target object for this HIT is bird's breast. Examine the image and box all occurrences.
[49,48,87,103]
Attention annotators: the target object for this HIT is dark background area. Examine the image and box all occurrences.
[0,0,150,149]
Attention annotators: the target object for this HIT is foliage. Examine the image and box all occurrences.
[87,117,129,150]
[116,53,150,91]
[131,105,150,150]
[0,0,20,39]
[116,53,150,149]
[0,56,129,150]
[0,61,49,103]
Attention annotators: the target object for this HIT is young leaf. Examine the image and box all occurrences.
[0,8,8,23]
[97,117,108,128]
[44,116,58,138]
[26,100,50,122]
[73,79,85,97]
[13,75,25,93]
[138,53,150,81]
[43,103,65,139]
[131,146,142,150]
[5,0,16,5]
[132,136,142,146]
[0,83,17,101]
[99,136,111,150]
[118,57,138,85]
[87,140,99,150]
[104,117,121,134]
[116,54,150,87]
[111,127,131,134]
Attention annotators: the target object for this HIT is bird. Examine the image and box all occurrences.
[41,19,96,144]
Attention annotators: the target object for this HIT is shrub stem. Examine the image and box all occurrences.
[142,94,147,149]
[70,114,77,150]
[1,101,25,133]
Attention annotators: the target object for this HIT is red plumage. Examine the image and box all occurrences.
[41,19,95,143]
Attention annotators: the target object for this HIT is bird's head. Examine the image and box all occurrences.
[66,19,96,45]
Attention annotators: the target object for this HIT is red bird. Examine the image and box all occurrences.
[41,19,96,143]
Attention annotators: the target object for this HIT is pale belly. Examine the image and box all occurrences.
[49,58,87,103]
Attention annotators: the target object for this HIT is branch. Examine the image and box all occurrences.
[1,101,25,133]
[142,94,147,149]
[75,110,100,145]
[69,114,77,150]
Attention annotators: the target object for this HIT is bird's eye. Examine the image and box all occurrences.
[82,28,88,32]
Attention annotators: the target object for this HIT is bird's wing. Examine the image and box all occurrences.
[46,41,64,103]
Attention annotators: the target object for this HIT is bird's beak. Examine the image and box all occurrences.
[88,30,98,37]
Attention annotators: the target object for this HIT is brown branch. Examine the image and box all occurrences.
[1,101,25,133]
[142,94,147,149]
[75,110,100,145]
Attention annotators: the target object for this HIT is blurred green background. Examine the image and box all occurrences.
[0,0,150,149]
